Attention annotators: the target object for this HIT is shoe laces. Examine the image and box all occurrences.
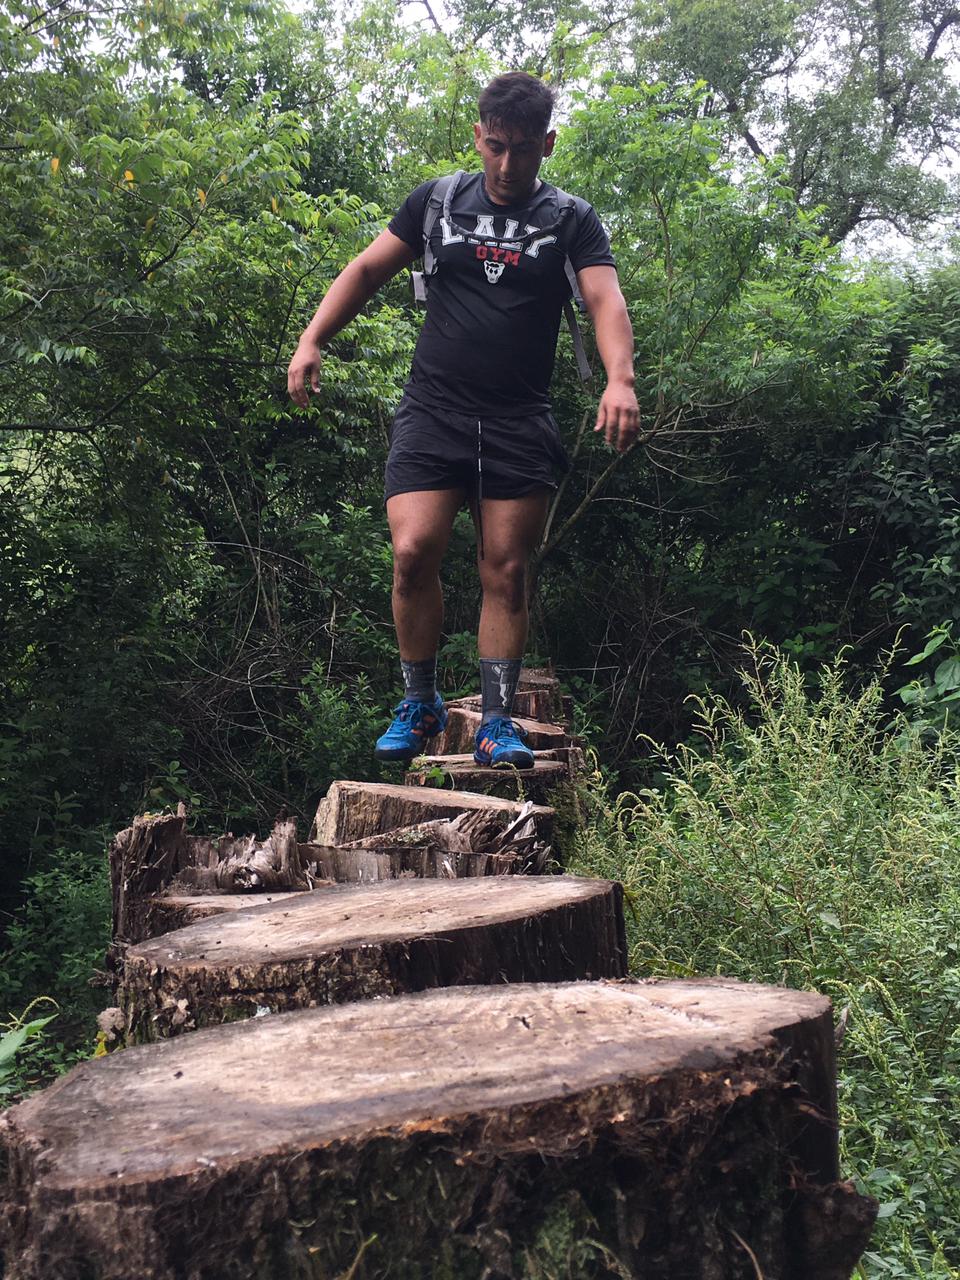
[483,716,526,743]
[393,698,438,724]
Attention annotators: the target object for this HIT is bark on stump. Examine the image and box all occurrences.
[310,780,554,847]
[446,689,559,723]
[517,666,566,718]
[0,980,876,1280]
[118,875,626,1041]
[300,844,525,882]
[110,814,321,947]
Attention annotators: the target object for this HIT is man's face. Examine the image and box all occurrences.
[473,120,556,205]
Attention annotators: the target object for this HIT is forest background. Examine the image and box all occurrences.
[2,0,960,1274]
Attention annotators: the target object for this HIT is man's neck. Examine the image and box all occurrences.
[484,176,542,207]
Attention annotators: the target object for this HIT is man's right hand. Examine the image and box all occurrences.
[287,340,322,408]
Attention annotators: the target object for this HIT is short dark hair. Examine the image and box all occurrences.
[478,72,555,136]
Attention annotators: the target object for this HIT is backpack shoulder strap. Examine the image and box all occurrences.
[550,186,594,383]
[422,170,464,276]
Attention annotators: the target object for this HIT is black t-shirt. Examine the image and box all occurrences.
[388,172,615,415]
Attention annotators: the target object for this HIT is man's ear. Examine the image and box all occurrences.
[543,129,557,158]
[473,122,483,152]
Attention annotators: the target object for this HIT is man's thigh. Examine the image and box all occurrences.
[472,490,551,565]
[387,489,466,564]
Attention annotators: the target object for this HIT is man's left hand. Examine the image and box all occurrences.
[595,381,640,453]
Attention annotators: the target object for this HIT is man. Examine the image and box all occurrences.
[287,72,638,768]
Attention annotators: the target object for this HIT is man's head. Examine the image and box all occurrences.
[474,72,556,206]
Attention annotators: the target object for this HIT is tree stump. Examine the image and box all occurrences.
[432,707,567,756]
[109,809,200,949]
[118,876,626,1041]
[309,780,554,847]
[405,755,568,803]
[110,814,326,947]
[446,689,560,723]
[302,844,524,882]
[134,889,327,937]
[517,666,566,718]
[0,980,876,1280]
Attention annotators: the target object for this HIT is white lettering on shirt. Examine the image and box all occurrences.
[440,217,465,245]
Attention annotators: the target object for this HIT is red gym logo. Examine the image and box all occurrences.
[476,243,519,284]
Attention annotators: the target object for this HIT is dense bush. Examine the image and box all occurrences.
[570,643,960,1276]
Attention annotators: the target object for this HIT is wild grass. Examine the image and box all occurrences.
[569,642,960,1279]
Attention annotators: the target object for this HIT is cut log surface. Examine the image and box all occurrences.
[405,756,567,802]
[138,889,335,937]
[0,980,876,1280]
[119,876,626,1040]
[413,745,586,775]
[432,707,567,756]
[310,779,554,847]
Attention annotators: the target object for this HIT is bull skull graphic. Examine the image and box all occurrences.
[484,260,506,284]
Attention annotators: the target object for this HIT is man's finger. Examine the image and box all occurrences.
[605,406,618,447]
[594,404,606,433]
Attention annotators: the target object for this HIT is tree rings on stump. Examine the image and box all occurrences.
[0,980,876,1280]
[119,875,626,1040]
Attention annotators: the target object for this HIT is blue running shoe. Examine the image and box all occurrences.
[374,695,447,762]
[474,716,534,768]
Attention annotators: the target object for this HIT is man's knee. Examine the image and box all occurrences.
[479,555,528,613]
[392,536,444,593]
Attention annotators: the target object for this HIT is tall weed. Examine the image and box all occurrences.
[570,643,960,1278]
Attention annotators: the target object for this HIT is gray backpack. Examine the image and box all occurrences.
[410,169,593,382]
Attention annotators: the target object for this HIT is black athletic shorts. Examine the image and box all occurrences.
[384,394,571,502]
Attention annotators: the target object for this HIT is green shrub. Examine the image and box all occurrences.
[0,849,111,1088]
[569,642,960,1278]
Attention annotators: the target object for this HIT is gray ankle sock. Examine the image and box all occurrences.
[479,659,522,724]
[401,657,437,704]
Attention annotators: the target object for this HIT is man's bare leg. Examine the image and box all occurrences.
[375,489,464,761]
[475,490,551,658]
[387,488,464,659]
[472,490,550,766]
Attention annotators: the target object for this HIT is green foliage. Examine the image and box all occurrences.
[569,642,960,1276]
[895,624,960,730]
[289,668,381,796]
[0,1000,59,1101]
[0,851,110,1097]
[629,0,960,243]
[0,852,111,1031]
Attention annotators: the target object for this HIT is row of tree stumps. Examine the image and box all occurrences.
[0,671,877,1278]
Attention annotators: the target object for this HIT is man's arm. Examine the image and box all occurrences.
[287,229,418,408]
[576,264,639,453]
